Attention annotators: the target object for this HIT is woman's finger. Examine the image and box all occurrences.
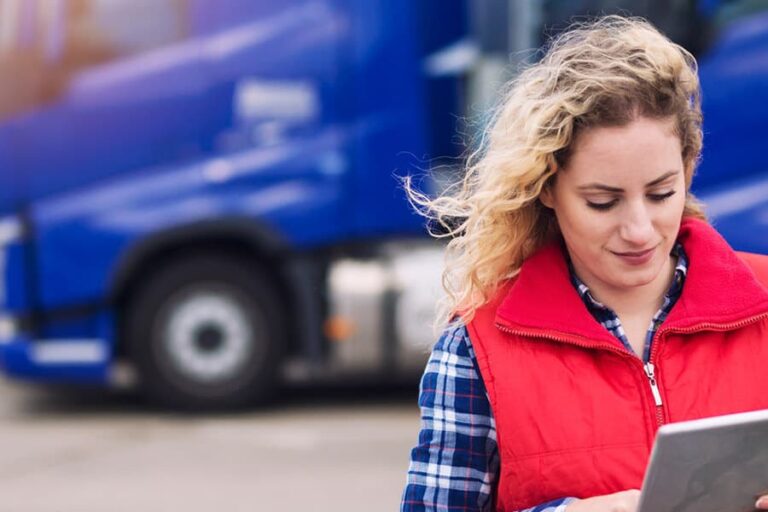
[754,495,768,509]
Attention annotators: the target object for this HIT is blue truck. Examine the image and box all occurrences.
[0,0,765,409]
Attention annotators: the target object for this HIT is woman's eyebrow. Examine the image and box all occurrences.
[577,170,680,192]
[577,183,623,192]
[644,170,679,187]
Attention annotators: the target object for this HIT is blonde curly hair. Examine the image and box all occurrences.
[408,15,706,326]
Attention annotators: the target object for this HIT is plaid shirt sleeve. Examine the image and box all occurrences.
[400,322,576,512]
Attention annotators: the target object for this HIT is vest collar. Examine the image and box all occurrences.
[495,217,768,341]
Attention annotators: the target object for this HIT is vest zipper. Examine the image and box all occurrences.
[494,323,664,420]
[497,310,768,431]
[643,362,664,427]
[644,311,768,426]
[643,362,662,406]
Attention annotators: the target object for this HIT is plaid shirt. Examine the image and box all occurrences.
[401,244,688,511]
[569,244,687,362]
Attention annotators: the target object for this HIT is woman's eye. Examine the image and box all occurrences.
[586,200,618,211]
[648,190,676,202]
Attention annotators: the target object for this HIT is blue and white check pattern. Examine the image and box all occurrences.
[401,245,688,511]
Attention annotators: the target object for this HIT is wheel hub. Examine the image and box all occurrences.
[194,324,224,352]
[162,291,253,383]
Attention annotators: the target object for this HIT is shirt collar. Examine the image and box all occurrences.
[568,242,688,313]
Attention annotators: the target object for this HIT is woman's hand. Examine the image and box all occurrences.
[756,495,768,509]
[565,490,640,512]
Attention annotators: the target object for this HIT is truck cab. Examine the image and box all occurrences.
[0,0,765,409]
[0,0,468,408]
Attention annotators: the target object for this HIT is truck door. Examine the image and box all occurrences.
[2,0,208,310]
[189,0,348,246]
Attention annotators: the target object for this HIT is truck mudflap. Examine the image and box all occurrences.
[0,336,110,384]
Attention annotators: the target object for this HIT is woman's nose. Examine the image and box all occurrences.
[619,202,655,245]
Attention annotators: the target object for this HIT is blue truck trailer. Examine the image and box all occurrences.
[0,0,765,408]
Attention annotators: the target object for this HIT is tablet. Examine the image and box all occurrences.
[637,409,768,512]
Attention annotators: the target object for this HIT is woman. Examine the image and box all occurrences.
[401,16,768,512]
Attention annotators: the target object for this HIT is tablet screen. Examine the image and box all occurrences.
[637,409,768,512]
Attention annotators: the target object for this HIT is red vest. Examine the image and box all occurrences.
[466,218,768,511]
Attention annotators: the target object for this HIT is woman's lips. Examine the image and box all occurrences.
[611,247,655,266]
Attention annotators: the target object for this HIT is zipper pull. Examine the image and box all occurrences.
[644,362,663,406]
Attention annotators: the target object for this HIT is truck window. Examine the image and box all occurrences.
[62,0,187,67]
[0,0,188,121]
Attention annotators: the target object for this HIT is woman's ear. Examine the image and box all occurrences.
[539,185,555,209]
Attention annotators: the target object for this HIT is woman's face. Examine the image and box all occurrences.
[541,116,687,295]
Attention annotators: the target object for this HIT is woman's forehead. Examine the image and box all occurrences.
[562,117,684,186]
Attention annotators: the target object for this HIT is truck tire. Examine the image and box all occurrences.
[125,253,286,410]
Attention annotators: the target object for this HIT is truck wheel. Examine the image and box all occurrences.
[125,254,285,410]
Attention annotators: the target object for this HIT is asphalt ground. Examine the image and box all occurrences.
[0,378,421,512]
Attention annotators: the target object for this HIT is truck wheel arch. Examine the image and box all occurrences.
[109,218,297,358]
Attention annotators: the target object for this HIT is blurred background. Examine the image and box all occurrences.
[0,0,765,510]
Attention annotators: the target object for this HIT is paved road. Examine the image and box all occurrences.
[0,379,421,512]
